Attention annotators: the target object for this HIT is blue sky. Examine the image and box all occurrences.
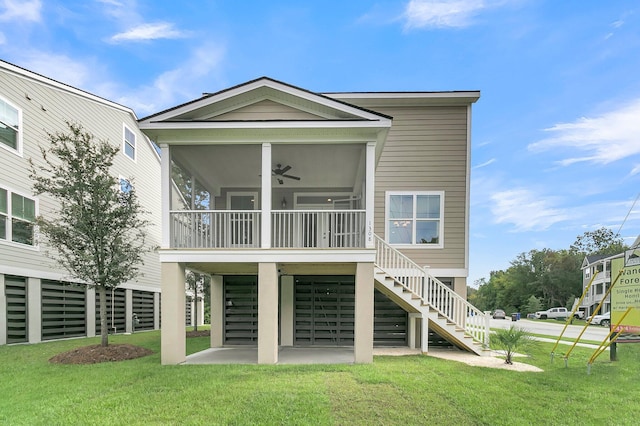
[2,0,639,285]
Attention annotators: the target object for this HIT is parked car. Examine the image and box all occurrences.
[534,307,570,320]
[587,312,610,327]
[492,309,506,319]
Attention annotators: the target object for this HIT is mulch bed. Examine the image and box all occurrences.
[48,330,210,365]
[49,344,153,365]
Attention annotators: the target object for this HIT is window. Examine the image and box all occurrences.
[123,125,136,160]
[0,96,21,154]
[0,187,36,246]
[119,177,132,193]
[386,191,443,247]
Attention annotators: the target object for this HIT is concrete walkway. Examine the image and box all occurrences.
[184,346,356,365]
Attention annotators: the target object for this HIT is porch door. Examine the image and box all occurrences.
[294,276,355,346]
[227,192,257,247]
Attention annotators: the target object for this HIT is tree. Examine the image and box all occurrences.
[186,271,210,331]
[492,326,537,364]
[570,227,627,256]
[521,295,543,315]
[29,122,153,347]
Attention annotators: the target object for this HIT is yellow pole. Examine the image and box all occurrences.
[563,269,624,363]
[551,273,597,357]
[588,307,632,365]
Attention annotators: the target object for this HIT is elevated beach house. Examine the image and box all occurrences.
[139,77,488,364]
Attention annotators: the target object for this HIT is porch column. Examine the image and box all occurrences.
[280,275,294,346]
[420,314,429,353]
[161,262,186,365]
[160,144,171,248]
[27,277,41,344]
[355,262,374,363]
[258,262,278,364]
[365,142,375,248]
[86,287,96,337]
[408,313,420,349]
[0,274,6,345]
[210,275,224,347]
[454,277,467,299]
[261,143,272,248]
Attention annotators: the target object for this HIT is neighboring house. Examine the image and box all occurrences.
[0,60,163,345]
[139,77,488,365]
[580,253,621,316]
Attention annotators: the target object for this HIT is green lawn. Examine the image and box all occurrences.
[1,330,638,425]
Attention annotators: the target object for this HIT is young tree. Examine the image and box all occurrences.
[492,326,536,364]
[29,122,153,347]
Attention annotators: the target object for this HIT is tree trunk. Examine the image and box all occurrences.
[99,286,109,347]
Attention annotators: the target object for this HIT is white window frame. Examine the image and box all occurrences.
[0,95,23,156]
[0,185,38,249]
[385,191,444,249]
[123,124,137,161]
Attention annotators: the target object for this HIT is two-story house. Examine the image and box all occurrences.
[139,77,489,365]
[0,60,163,345]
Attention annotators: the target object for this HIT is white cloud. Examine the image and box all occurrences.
[630,164,640,177]
[0,0,41,22]
[403,0,509,29]
[528,99,640,166]
[110,22,188,42]
[473,158,496,169]
[490,188,569,231]
[112,43,226,115]
[18,52,96,88]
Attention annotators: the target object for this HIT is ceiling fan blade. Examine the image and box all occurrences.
[279,165,291,174]
[282,174,300,181]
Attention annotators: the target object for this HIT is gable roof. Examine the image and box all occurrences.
[138,76,393,124]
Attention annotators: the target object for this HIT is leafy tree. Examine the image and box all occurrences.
[521,295,543,315]
[570,227,627,256]
[491,326,537,364]
[186,271,210,331]
[29,122,153,347]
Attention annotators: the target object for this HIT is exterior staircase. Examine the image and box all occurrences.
[373,235,491,356]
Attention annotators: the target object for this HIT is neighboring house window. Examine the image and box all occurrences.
[0,187,36,246]
[386,191,444,247]
[119,177,132,193]
[0,96,21,154]
[123,125,136,160]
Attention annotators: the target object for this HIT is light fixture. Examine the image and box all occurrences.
[281,197,287,208]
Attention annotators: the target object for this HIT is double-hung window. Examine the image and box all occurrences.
[386,191,444,247]
[123,125,136,160]
[0,96,21,154]
[0,187,37,246]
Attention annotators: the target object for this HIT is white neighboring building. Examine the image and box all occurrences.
[0,60,163,344]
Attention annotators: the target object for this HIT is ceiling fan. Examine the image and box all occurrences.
[272,164,301,185]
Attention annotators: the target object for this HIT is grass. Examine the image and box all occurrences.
[1,330,639,425]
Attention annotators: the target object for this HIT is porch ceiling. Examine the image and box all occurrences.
[172,143,365,190]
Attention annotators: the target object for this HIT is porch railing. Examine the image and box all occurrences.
[169,209,365,249]
[170,210,261,248]
[272,210,365,248]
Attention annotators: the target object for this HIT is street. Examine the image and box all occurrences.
[490,318,610,343]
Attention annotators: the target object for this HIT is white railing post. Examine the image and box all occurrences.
[484,311,491,348]
[261,143,271,249]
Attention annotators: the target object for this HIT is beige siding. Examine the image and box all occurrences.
[212,99,324,121]
[363,105,469,271]
[0,65,161,291]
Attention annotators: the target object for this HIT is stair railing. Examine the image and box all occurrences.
[374,234,489,347]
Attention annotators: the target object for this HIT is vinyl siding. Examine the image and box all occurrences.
[212,99,324,121]
[0,65,161,292]
[365,105,469,270]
